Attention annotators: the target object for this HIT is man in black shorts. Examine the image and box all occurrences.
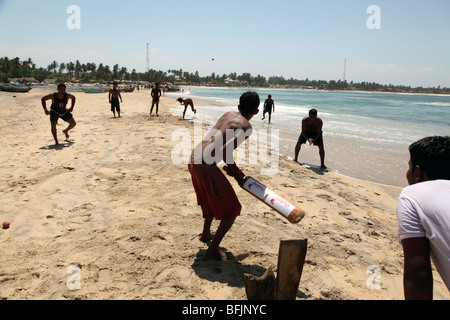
[150,83,161,117]
[294,108,326,169]
[109,82,122,118]
[41,83,77,145]
[261,94,275,123]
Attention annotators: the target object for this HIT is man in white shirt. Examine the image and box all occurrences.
[396,136,450,299]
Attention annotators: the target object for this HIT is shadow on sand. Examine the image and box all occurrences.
[191,248,313,299]
[40,140,75,150]
[294,160,328,176]
[191,248,268,289]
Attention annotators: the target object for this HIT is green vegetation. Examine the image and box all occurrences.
[1,56,449,94]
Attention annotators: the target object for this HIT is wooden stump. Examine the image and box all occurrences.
[244,267,276,300]
[244,239,308,300]
[275,239,308,300]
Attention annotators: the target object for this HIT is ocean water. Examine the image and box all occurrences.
[167,87,450,187]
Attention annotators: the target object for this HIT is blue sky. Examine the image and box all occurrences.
[0,0,449,87]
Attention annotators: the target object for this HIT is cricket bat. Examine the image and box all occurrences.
[241,176,305,224]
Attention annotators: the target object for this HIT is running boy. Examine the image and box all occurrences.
[188,91,260,261]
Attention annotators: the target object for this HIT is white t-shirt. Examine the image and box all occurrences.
[397,179,450,290]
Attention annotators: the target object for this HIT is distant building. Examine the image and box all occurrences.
[43,79,58,84]
[7,77,38,84]
[224,77,240,85]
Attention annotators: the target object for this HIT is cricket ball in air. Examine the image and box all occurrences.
[2,221,10,229]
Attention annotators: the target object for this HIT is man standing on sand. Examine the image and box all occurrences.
[150,83,161,117]
[294,108,326,169]
[261,94,274,123]
[396,136,450,299]
[41,83,77,145]
[188,91,260,261]
[109,82,122,118]
[177,97,197,120]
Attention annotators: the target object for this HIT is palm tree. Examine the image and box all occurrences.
[48,61,58,73]
[86,62,96,75]
[59,63,66,74]
[113,64,120,80]
[75,60,81,79]
[119,67,128,80]
[67,62,75,78]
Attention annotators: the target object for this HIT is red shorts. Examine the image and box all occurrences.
[188,160,241,220]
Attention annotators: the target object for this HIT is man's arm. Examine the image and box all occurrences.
[401,237,433,299]
[41,94,53,114]
[313,119,323,141]
[222,128,251,185]
[67,94,76,112]
[300,118,309,140]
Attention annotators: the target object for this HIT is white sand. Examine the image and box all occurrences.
[0,88,448,300]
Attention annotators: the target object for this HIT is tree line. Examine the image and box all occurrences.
[1,56,449,94]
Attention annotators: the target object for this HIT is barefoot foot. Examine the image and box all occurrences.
[63,130,69,140]
[199,232,215,243]
[205,249,227,262]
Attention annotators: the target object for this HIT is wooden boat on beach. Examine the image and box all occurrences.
[164,83,181,92]
[121,87,135,92]
[0,84,32,93]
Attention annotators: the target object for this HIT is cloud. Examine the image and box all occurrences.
[418,66,435,72]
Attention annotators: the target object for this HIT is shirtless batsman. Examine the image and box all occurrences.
[41,83,77,145]
[294,108,326,169]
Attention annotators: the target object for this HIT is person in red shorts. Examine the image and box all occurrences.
[177,97,197,120]
[188,91,260,261]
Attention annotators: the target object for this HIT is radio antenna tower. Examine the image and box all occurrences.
[146,43,150,71]
[342,58,347,82]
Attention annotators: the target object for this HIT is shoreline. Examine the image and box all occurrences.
[169,89,413,188]
[25,85,411,188]
[20,83,450,98]
[180,85,450,97]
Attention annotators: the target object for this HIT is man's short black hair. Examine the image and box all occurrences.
[239,91,260,116]
[57,83,66,89]
[309,109,318,116]
[409,136,450,180]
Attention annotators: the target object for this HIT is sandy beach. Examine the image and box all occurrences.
[0,88,448,300]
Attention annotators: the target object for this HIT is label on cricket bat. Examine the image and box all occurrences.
[242,177,304,223]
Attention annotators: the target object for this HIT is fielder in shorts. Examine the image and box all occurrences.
[41,83,77,145]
